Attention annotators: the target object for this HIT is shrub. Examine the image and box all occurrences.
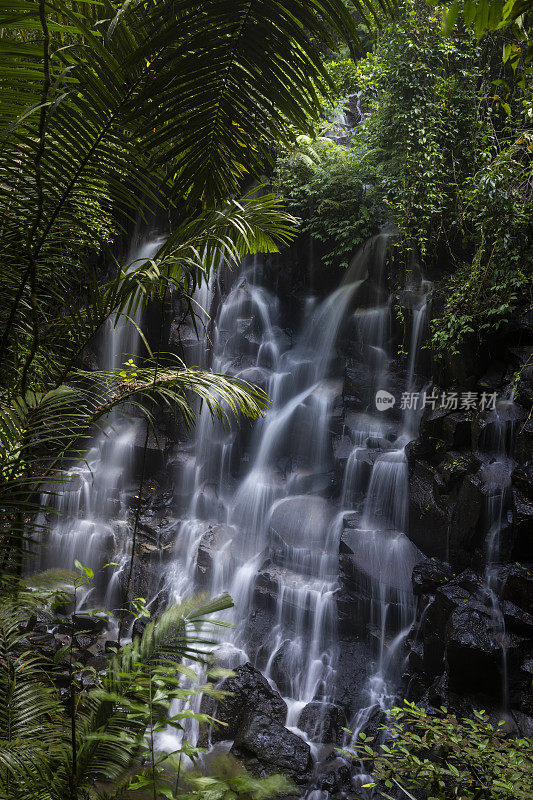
[340,701,533,800]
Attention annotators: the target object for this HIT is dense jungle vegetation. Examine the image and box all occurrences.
[0,0,532,798]
[276,1,533,377]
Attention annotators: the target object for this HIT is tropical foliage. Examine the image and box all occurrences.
[0,574,293,800]
[275,0,533,368]
[275,137,377,268]
[341,701,533,800]
[1,0,390,795]
[1,0,387,583]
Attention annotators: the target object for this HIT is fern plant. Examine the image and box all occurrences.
[0,583,290,800]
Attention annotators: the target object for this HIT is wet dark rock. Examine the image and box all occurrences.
[412,559,453,596]
[269,495,336,552]
[241,607,278,668]
[474,404,527,453]
[445,605,517,695]
[28,632,61,657]
[407,464,451,561]
[74,634,95,650]
[356,704,386,741]
[253,565,281,613]
[227,319,262,359]
[85,654,109,672]
[231,712,312,781]
[343,365,366,409]
[512,489,533,560]
[500,565,533,615]
[407,639,424,676]
[332,436,353,473]
[366,436,392,450]
[449,473,486,563]
[333,636,372,711]
[453,569,484,595]
[501,600,533,637]
[341,511,362,532]
[196,523,235,585]
[238,366,271,393]
[512,711,533,738]
[476,362,508,392]
[169,321,200,362]
[513,419,533,465]
[421,583,473,678]
[512,464,533,500]
[315,758,352,793]
[202,662,287,746]
[419,409,472,451]
[287,470,335,496]
[193,483,227,521]
[340,528,424,595]
[71,614,106,634]
[132,424,168,477]
[269,641,296,696]
[298,701,346,744]
[436,452,481,489]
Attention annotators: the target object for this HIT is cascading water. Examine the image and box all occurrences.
[161,229,431,773]
[40,235,165,608]
[40,221,433,788]
[478,400,517,708]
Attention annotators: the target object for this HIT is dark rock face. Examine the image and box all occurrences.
[412,559,453,596]
[231,712,312,781]
[445,606,507,694]
[512,489,533,560]
[195,523,235,585]
[500,565,533,615]
[315,758,352,794]
[407,461,451,561]
[201,661,314,781]
[204,662,287,746]
[131,423,168,477]
[297,701,346,744]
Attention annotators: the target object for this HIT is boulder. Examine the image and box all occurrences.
[332,436,354,473]
[436,452,481,490]
[445,606,517,696]
[71,614,106,634]
[353,704,386,742]
[515,418,533,464]
[269,496,336,552]
[512,489,533,560]
[316,758,352,794]
[340,527,424,595]
[202,662,287,746]
[449,473,485,563]
[500,565,533,615]
[421,583,473,679]
[419,409,472,451]
[412,559,453,596]
[297,701,346,744]
[366,436,393,451]
[196,524,235,585]
[407,465,451,561]
[232,711,311,781]
[269,640,298,697]
[512,464,533,500]
[501,600,533,637]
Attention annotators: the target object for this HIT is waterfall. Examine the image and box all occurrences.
[162,230,430,759]
[40,235,164,608]
[41,224,433,779]
[479,401,517,709]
